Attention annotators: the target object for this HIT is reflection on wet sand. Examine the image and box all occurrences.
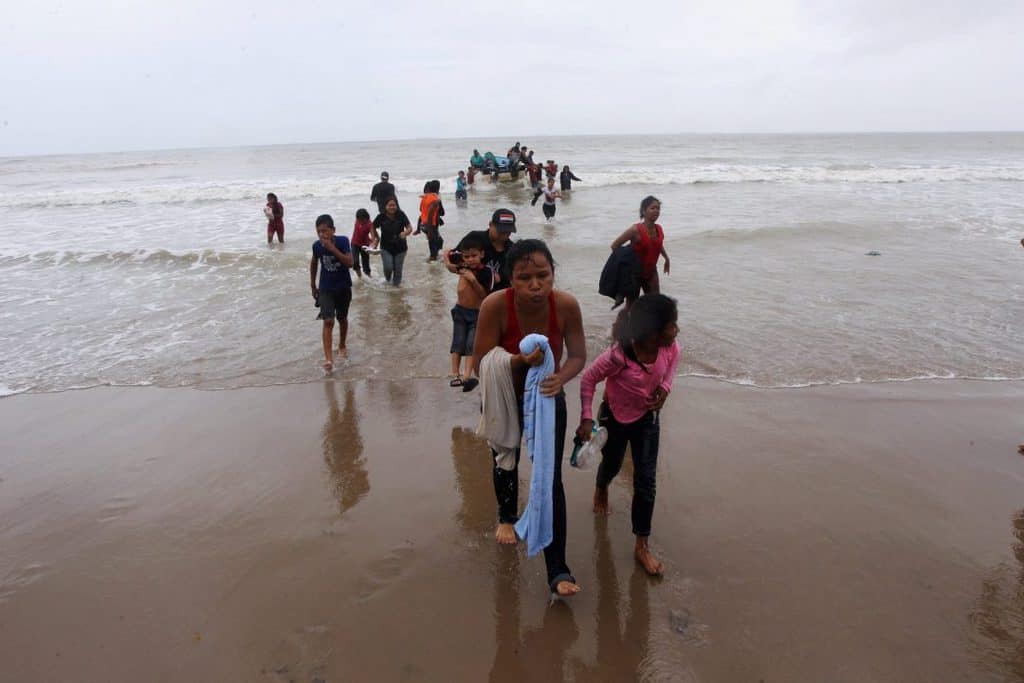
[571,516,654,682]
[970,509,1024,681]
[322,381,368,515]
[488,551,580,683]
[450,426,493,535]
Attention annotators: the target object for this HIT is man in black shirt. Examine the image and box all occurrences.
[451,208,516,290]
[370,171,396,214]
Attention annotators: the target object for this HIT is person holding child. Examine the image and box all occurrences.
[443,232,494,390]
[576,293,680,576]
[310,214,354,372]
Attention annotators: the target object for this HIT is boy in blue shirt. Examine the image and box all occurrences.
[455,170,468,200]
[310,214,354,372]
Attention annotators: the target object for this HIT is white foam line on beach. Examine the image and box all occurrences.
[680,371,1024,390]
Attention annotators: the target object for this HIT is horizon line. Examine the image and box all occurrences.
[3,129,1022,160]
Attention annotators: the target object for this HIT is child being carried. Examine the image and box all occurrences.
[443,232,495,391]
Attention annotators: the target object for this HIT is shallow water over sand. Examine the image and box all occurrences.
[2,133,1023,395]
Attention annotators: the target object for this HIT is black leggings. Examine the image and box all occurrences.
[543,203,556,219]
[492,393,572,589]
[354,248,371,275]
[595,402,660,537]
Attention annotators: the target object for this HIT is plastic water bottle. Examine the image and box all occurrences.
[570,426,607,469]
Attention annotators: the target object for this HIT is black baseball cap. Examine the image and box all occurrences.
[380,171,389,179]
[491,208,516,233]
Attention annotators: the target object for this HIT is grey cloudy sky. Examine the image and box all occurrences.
[1,0,1021,155]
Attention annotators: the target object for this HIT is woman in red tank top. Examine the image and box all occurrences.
[471,237,587,598]
[610,196,670,305]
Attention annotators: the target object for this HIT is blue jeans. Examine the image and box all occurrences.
[381,249,407,286]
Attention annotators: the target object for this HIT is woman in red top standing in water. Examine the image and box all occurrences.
[610,195,670,306]
[472,237,587,598]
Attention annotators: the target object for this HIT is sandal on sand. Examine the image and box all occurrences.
[461,377,479,392]
[448,376,464,387]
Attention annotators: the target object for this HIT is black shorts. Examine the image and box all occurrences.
[450,304,480,355]
[543,203,556,218]
[317,288,352,321]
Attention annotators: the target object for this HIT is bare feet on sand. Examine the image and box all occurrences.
[495,523,517,545]
[593,487,611,516]
[635,538,664,576]
[322,360,333,373]
[554,580,582,597]
[337,347,348,358]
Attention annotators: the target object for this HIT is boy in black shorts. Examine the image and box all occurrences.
[310,214,354,372]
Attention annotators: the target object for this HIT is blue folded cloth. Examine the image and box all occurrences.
[514,333,556,556]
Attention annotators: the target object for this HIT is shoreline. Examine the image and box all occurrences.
[2,377,1023,681]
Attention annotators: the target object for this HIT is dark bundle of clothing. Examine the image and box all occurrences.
[598,246,641,309]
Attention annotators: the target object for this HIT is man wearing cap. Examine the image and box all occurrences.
[449,208,517,290]
[370,171,396,214]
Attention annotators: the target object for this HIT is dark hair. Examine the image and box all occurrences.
[639,195,661,218]
[267,192,278,202]
[315,214,335,229]
[355,208,370,221]
[427,179,441,193]
[423,181,431,193]
[457,232,489,253]
[612,294,678,365]
[384,196,399,210]
[506,238,556,273]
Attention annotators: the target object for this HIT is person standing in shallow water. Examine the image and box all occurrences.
[264,192,284,244]
[370,197,413,286]
[610,196,670,305]
[370,171,395,214]
[471,238,587,597]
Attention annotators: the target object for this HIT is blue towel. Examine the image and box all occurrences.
[514,333,556,556]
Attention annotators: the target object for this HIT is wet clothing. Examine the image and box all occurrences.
[450,304,481,356]
[373,210,411,255]
[381,249,406,285]
[632,222,664,279]
[351,219,373,248]
[312,236,352,290]
[579,342,680,423]
[514,334,557,557]
[418,193,445,259]
[370,181,396,213]
[492,389,572,591]
[460,229,511,290]
[560,168,581,191]
[499,288,563,371]
[544,162,558,178]
[598,246,641,308]
[595,402,660,536]
[470,153,485,168]
[266,201,284,240]
[455,176,467,200]
[317,287,352,321]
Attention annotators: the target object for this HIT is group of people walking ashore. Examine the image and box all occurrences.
[280,156,676,599]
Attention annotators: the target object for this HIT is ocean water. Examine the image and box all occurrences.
[1,133,1022,395]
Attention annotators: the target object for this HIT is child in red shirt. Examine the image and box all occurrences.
[351,208,376,278]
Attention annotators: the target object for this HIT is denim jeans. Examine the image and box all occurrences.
[381,249,406,285]
[595,401,660,537]
[492,392,572,590]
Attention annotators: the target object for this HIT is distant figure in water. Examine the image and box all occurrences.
[610,196,670,306]
[264,192,284,244]
[455,170,468,200]
[577,294,680,576]
[310,214,354,372]
[370,171,395,214]
[560,165,581,191]
[537,177,561,220]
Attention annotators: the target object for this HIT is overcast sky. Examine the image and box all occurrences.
[1,0,1021,156]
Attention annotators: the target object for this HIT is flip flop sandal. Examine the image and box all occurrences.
[449,376,464,387]
[461,377,479,392]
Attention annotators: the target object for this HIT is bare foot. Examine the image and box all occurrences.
[336,347,348,358]
[635,540,664,576]
[554,580,581,597]
[322,360,333,374]
[495,523,517,545]
[593,487,611,516]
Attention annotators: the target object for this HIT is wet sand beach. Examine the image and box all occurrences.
[2,377,1023,681]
